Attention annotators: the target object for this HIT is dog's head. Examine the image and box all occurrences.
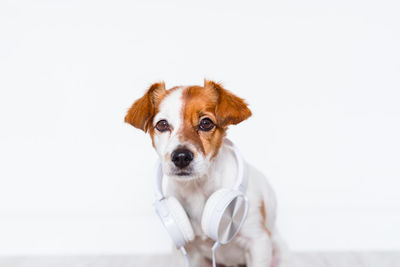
[125,80,251,180]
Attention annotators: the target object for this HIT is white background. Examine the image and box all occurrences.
[0,0,399,255]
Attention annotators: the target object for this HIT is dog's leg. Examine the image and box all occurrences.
[191,256,213,267]
[246,234,273,267]
[188,250,213,267]
[169,246,212,267]
[271,230,292,267]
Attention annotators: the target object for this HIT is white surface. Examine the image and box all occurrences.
[1,253,400,267]
[1,0,400,255]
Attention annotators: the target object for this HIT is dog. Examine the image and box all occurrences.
[125,80,289,267]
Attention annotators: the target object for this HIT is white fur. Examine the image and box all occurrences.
[152,90,290,267]
[153,87,184,161]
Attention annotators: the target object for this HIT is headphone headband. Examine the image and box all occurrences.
[154,139,247,200]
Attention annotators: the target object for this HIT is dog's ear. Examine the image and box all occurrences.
[204,80,252,128]
[124,82,166,132]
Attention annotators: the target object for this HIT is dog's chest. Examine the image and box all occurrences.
[179,191,247,265]
[179,190,207,237]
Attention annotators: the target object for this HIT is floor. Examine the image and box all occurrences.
[1,252,399,267]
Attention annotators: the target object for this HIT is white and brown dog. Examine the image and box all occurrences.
[125,80,289,267]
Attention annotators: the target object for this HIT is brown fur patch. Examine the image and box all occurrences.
[177,81,252,158]
[179,86,223,157]
[260,200,271,237]
[204,80,252,128]
[124,82,167,132]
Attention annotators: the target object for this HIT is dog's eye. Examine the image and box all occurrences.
[155,120,170,132]
[199,118,215,131]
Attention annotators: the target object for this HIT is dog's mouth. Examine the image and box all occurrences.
[167,166,197,179]
[171,168,194,177]
[175,171,191,176]
[163,159,207,180]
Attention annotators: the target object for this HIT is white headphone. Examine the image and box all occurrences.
[154,139,248,267]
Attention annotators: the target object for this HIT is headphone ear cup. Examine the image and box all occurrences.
[201,189,248,244]
[201,189,230,237]
[166,197,195,243]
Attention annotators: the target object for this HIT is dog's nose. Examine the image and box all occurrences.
[171,149,194,169]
